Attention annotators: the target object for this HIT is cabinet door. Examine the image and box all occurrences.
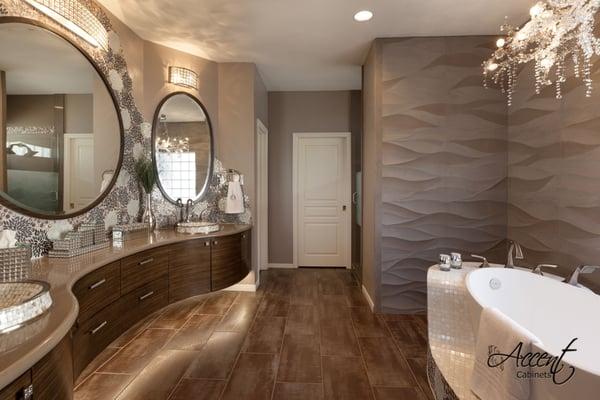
[169,239,211,303]
[31,334,73,400]
[211,233,249,291]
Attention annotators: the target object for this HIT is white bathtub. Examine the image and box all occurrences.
[466,268,600,400]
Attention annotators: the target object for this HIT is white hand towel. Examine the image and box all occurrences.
[471,307,541,400]
[0,230,17,248]
[225,181,244,214]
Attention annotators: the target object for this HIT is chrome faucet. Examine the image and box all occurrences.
[471,254,490,268]
[506,240,524,268]
[185,199,193,222]
[564,265,600,286]
[532,264,558,276]
[199,207,210,222]
[176,198,184,223]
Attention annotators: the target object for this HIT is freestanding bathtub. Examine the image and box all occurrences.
[466,268,600,400]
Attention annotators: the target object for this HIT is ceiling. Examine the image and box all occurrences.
[0,23,95,94]
[98,0,530,91]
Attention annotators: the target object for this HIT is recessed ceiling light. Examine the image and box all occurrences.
[354,10,373,22]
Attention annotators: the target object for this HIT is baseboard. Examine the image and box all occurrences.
[223,283,257,292]
[362,285,375,312]
[266,263,297,269]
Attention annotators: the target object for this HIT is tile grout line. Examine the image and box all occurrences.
[348,288,379,400]
[73,305,165,391]
[167,292,241,400]
[216,291,264,400]
[380,315,431,399]
[269,291,291,400]
[162,296,224,400]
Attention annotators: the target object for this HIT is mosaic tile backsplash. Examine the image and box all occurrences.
[0,0,250,257]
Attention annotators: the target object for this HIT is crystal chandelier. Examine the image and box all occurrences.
[483,0,600,105]
[156,115,190,153]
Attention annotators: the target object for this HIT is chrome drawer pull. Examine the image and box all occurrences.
[23,384,33,399]
[139,257,154,266]
[139,291,155,301]
[204,241,210,247]
[89,278,106,290]
[90,321,108,335]
[213,241,218,245]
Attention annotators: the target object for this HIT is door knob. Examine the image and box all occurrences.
[342,205,347,211]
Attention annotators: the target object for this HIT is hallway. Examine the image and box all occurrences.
[74,269,431,400]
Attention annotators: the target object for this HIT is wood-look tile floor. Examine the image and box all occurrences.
[74,269,432,400]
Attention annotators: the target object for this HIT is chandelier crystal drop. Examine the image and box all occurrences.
[483,0,600,105]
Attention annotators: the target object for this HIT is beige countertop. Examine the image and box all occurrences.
[0,224,251,389]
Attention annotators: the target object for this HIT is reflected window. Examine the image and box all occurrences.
[157,151,197,201]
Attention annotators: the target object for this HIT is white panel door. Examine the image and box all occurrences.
[296,134,350,267]
[64,134,95,211]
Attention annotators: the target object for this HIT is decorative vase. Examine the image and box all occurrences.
[141,192,156,231]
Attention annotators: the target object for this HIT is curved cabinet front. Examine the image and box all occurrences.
[0,227,251,397]
[72,230,251,378]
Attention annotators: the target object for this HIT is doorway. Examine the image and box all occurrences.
[293,133,351,268]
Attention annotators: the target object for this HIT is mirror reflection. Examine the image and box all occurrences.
[154,93,213,204]
[0,23,121,216]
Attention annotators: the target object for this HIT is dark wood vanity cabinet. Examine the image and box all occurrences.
[0,372,31,400]
[121,246,170,295]
[2,229,252,396]
[169,239,211,302]
[31,335,74,400]
[72,261,121,323]
[211,233,249,291]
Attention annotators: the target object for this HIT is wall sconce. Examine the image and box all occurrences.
[23,0,108,50]
[169,66,198,89]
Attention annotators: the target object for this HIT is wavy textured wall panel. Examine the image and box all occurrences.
[508,63,600,291]
[380,37,508,313]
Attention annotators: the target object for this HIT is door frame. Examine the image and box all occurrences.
[256,119,269,277]
[292,132,352,269]
[63,133,93,212]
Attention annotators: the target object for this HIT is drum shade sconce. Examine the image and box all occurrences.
[23,0,109,49]
[169,66,198,89]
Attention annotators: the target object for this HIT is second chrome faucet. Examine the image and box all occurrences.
[506,240,524,268]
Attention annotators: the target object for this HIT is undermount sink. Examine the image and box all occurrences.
[0,281,52,334]
[176,222,221,235]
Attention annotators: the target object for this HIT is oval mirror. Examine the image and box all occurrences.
[152,92,214,204]
[0,21,123,218]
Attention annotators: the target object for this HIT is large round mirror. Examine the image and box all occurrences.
[0,20,123,218]
[152,92,214,204]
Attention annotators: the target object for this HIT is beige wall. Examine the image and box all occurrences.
[142,41,219,138]
[65,94,92,133]
[0,71,5,189]
[93,75,120,191]
[361,43,382,308]
[267,90,361,265]
[218,63,267,284]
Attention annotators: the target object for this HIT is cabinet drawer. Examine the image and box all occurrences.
[121,247,169,295]
[72,298,123,378]
[0,371,31,400]
[73,261,120,323]
[120,277,168,328]
[169,239,211,303]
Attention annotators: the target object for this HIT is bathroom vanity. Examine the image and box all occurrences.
[0,224,251,399]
